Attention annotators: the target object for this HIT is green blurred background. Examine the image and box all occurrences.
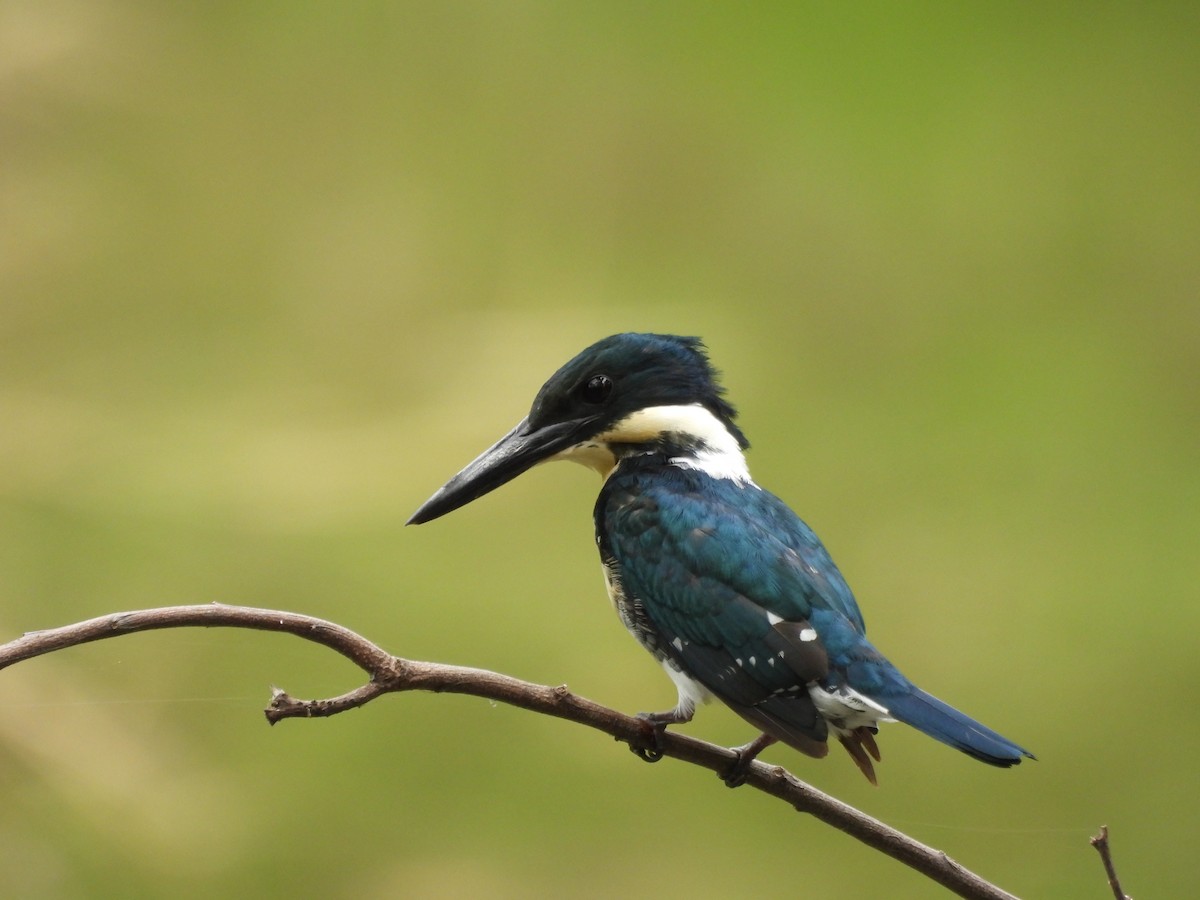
[3,3,1197,897]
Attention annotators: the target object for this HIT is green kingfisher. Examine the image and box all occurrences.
[409,333,1033,783]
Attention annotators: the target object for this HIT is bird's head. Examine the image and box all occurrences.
[408,332,747,525]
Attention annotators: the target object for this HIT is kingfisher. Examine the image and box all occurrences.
[408,333,1033,784]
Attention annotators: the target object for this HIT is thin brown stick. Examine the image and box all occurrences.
[1090,826,1131,900]
[2,603,1018,900]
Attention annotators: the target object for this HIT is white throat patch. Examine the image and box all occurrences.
[555,403,753,484]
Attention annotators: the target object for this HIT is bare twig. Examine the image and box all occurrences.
[1090,826,1131,900]
[2,603,1019,900]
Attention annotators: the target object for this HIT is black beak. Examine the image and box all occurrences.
[407,416,588,525]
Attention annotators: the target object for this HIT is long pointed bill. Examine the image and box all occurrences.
[407,416,588,525]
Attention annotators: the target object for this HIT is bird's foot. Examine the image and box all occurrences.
[627,709,690,763]
[721,733,777,788]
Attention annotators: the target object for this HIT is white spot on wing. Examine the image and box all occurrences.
[799,627,818,642]
[766,611,783,625]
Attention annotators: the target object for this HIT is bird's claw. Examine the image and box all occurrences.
[719,732,777,788]
[627,713,670,763]
[721,751,754,788]
[633,744,665,763]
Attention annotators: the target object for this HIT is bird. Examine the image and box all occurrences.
[408,332,1033,784]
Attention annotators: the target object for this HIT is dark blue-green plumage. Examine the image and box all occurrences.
[596,454,1031,776]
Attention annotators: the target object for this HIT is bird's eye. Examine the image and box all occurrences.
[581,374,614,404]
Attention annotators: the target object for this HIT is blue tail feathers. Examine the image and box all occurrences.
[885,688,1034,767]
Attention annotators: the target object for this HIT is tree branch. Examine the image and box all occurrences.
[1090,826,1132,900]
[1,603,1020,900]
